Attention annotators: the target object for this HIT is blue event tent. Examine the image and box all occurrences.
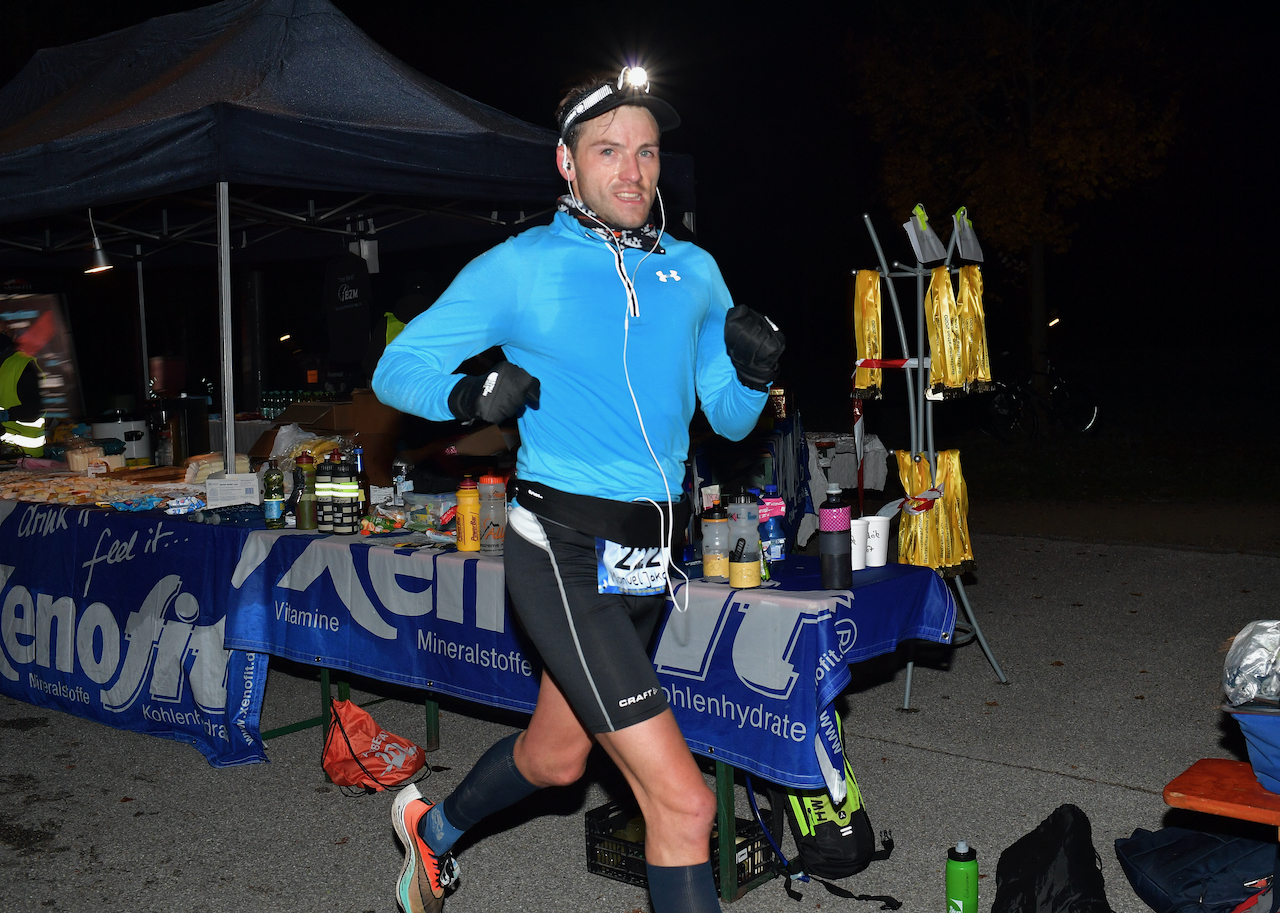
[0,0,695,459]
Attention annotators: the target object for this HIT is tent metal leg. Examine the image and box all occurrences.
[135,245,149,403]
[215,182,236,471]
[902,658,915,710]
[952,576,1007,683]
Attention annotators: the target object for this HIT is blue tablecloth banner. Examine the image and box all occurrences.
[1,499,954,791]
[225,533,955,796]
[654,558,955,798]
[226,531,543,713]
[0,501,268,768]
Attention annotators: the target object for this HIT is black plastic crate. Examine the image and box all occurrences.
[585,801,774,890]
[586,801,649,887]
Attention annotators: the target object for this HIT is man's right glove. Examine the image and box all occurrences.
[447,361,541,425]
[724,306,785,392]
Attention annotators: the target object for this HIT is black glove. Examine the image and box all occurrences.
[724,306,785,392]
[447,361,541,424]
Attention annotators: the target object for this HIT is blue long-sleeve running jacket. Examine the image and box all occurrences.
[372,210,767,504]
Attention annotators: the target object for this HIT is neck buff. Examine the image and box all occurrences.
[557,194,665,254]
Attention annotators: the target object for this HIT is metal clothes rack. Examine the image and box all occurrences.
[860,210,1008,709]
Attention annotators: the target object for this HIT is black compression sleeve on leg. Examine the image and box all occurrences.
[646,862,721,913]
[442,732,540,831]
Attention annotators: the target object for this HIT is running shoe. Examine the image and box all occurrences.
[392,784,459,913]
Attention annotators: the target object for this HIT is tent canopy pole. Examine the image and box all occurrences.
[135,244,149,405]
[216,182,235,473]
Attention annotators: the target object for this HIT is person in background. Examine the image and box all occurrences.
[0,332,45,457]
[363,273,506,490]
[373,66,784,913]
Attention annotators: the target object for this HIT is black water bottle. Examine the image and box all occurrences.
[818,482,852,589]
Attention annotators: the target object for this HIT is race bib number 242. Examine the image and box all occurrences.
[596,539,670,596]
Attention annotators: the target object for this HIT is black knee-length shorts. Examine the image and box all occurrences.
[504,502,670,733]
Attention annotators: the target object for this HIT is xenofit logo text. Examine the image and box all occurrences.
[0,565,231,720]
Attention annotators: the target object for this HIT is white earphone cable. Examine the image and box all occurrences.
[562,148,688,612]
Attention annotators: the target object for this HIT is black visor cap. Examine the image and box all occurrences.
[558,82,680,138]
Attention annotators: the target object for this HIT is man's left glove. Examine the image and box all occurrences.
[447,361,541,425]
[724,306,785,392]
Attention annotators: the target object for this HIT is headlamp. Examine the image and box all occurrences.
[620,66,649,91]
[558,65,680,139]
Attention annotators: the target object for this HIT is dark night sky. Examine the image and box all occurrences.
[0,1,1268,432]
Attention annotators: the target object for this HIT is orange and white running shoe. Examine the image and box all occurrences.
[392,784,460,913]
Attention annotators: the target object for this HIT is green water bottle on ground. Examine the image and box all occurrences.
[946,840,978,913]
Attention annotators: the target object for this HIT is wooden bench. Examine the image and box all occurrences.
[1164,758,1280,838]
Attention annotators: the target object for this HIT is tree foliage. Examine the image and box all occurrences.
[852,0,1179,254]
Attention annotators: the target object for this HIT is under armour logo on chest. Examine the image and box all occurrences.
[655,270,681,282]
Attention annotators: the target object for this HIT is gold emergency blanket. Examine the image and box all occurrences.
[852,269,882,399]
[926,266,965,393]
[927,266,992,395]
[894,449,974,572]
[956,265,991,391]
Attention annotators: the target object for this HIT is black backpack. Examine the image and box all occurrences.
[760,711,896,904]
[992,804,1113,913]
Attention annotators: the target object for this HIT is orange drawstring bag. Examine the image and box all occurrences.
[322,698,425,792]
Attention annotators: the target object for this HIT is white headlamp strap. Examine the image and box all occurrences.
[560,83,615,136]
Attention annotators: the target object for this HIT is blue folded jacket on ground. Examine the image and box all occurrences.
[1114,826,1278,913]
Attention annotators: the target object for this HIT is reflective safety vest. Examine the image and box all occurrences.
[0,351,46,456]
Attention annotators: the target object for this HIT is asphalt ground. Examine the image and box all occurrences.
[3,524,1277,913]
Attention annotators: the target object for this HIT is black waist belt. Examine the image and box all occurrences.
[511,479,690,548]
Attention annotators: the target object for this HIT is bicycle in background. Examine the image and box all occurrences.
[982,357,1099,443]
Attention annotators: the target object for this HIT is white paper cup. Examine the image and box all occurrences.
[849,518,869,571]
[865,515,891,567]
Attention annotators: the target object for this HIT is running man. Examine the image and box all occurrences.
[372,66,784,913]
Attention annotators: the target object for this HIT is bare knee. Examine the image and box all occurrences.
[514,731,589,788]
[532,754,588,788]
[683,781,717,831]
[650,780,716,837]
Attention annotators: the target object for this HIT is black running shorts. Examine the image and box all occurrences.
[504,502,670,734]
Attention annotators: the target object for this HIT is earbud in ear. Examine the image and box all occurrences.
[562,148,572,171]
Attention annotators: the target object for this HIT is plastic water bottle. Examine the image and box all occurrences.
[946,841,978,913]
[478,474,506,556]
[294,452,317,531]
[315,450,335,533]
[818,482,852,589]
[760,484,787,563]
[353,445,370,518]
[725,492,761,588]
[701,505,729,581]
[331,454,358,535]
[456,477,481,552]
[263,459,285,529]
